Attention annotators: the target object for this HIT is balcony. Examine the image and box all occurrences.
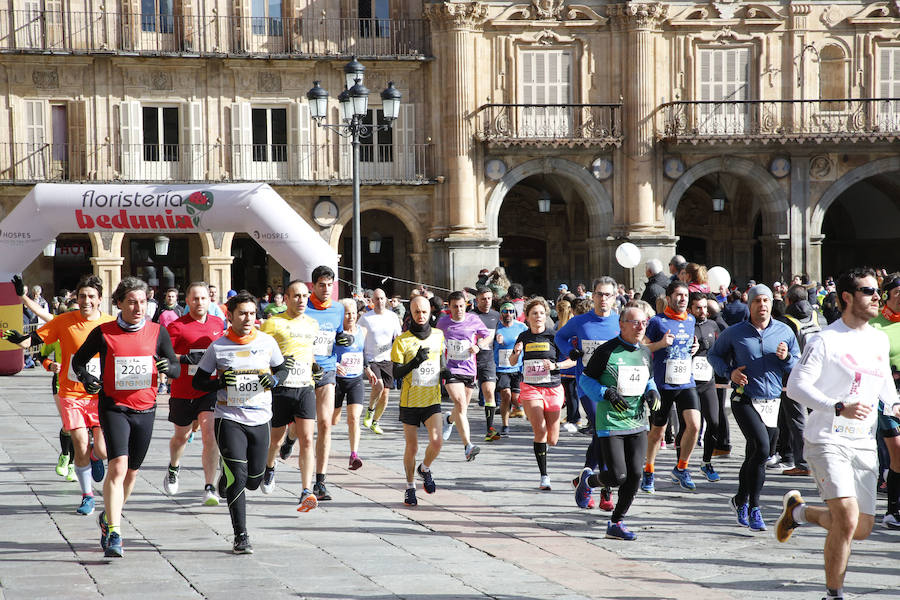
[0,10,430,58]
[661,98,900,145]
[0,143,434,184]
[474,104,623,148]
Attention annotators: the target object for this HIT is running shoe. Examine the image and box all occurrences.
[484,427,501,442]
[748,507,766,532]
[605,520,636,541]
[700,463,721,482]
[465,444,481,462]
[203,485,220,507]
[586,496,596,509]
[562,422,579,433]
[98,510,109,551]
[539,475,552,490]
[442,411,454,440]
[783,466,811,476]
[349,455,363,470]
[163,467,179,495]
[417,463,436,494]
[712,447,731,457]
[597,487,614,511]
[279,437,295,460]
[640,470,655,494]
[313,481,332,501]
[187,432,194,444]
[776,489,805,542]
[404,488,418,506]
[574,467,593,509]
[882,512,900,530]
[90,452,105,483]
[499,425,509,437]
[369,421,384,435]
[765,453,781,468]
[105,532,123,558]
[363,408,374,429]
[510,407,525,418]
[66,463,76,482]
[297,489,318,512]
[76,495,95,516]
[56,453,70,477]
[670,467,696,491]
[261,467,275,495]
[730,496,749,527]
[232,533,253,554]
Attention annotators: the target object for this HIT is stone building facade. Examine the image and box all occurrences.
[1,0,899,300]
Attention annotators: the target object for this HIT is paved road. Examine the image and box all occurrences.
[1,369,898,600]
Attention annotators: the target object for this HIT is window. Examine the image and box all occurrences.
[252,0,283,36]
[878,47,900,131]
[360,109,393,163]
[142,0,174,33]
[697,47,750,134]
[819,45,847,111]
[519,50,573,137]
[251,107,287,162]
[359,0,390,38]
[142,106,179,162]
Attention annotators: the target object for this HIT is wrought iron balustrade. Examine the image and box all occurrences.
[474,103,623,147]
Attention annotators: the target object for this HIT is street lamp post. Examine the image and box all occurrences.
[306,58,401,296]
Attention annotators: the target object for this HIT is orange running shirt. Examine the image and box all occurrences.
[36,311,115,400]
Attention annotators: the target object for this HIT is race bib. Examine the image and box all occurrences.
[664,358,691,385]
[833,398,877,440]
[283,362,312,388]
[617,365,649,397]
[692,356,713,382]
[523,359,551,385]
[373,342,392,362]
[187,348,206,376]
[751,397,780,428]
[340,352,364,375]
[69,356,100,383]
[226,372,268,407]
[497,349,513,369]
[313,330,335,357]
[446,338,471,361]
[114,356,152,390]
[412,358,439,387]
[581,340,604,365]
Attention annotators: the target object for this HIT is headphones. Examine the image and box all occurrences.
[882,276,900,302]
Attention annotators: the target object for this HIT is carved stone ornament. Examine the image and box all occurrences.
[712,0,739,20]
[149,70,172,91]
[211,231,226,250]
[607,3,668,29]
[424,2,488,29]
[809,155,833,180]
[492,2,608,25]
[258,72,282,93]
[32,69,59,89]
[531,0,565,20]
[821,5,843,27]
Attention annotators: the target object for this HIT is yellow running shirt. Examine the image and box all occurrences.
[260,312,318,387]
[391,329,445,408]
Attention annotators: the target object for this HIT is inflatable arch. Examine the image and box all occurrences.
[0,182,338,374]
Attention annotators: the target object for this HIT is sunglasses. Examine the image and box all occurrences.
[856,286,878,296]
[501,309,516,314]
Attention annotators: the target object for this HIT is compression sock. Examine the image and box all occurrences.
[75,465,93,495]
[59,429,73,457]
[676,459,688,471]
[533,442,548,477]
[887,469,900,514]
[484,406,495,430]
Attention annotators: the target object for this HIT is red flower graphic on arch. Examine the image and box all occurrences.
[185,191,214,227]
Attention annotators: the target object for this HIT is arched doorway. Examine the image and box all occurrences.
[231,234,271,295]
[340,209,414,298]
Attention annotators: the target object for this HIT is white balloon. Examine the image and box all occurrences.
[615,242,642,269]
[707,266,731,291]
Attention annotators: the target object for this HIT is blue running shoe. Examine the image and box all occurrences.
[640,470,655,494]
[575,467,593,508]
[404,488,417,506]
[98,510,109,550]
[605,520,636,541]
[748,507,766,532]
[730,496,749,527]
[700,463,720,482]
[76,495,95,516]
[105,532,123,558]
[90,450,105,483]
[417,464,436,494]
[670,467,696,491]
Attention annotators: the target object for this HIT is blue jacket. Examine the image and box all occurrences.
[707,319,800,399]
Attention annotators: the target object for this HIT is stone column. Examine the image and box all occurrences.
[808,234,824,283]
[760,234,790,282]
[199,232,234,294]
[789,155,810,277]
[88,232,124,315]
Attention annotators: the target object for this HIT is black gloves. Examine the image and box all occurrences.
[83,374,102,395]
[568,348,584,361]
[311,362,323,382]
[179,352,201,365]
[282,355,296,371]
[410,346,430,368]
[12,275,24,297]
[1,329,29,344]
[642,388,661,412]
[154,356,170,373]
[258,373,277,390]
[335,332,354,347]
[221,369,237,388]
[604,387,629,412]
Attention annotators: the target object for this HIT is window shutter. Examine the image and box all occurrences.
[231,101,251,179]
[290,101,312,179]
[25,99,46,179]
[119,100,141,179]
[395,103,415,179]
[67,100,86,179]
[181,101,203,180]
[877,48,900,129]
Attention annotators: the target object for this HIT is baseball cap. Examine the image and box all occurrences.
[558,283,568,291]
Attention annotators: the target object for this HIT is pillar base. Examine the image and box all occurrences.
[432,236,501,292]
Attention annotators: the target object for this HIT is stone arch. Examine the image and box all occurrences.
[664,156,789,234]
[484,157,613,239]
[811,155,900,236]
[328,199,426,255]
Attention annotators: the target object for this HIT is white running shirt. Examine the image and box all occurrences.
[359,310,402,362]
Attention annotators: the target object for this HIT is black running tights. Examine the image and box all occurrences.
[215,418,270,535]
[731,401,773,508]
[590,431,647,523]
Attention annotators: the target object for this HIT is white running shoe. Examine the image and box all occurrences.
[442,411,454,441]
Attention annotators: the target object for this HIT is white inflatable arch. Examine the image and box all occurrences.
[0,183,337,281]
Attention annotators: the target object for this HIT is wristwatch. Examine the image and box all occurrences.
[834,401,845,417]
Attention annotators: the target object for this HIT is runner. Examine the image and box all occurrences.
[437,291,492,461]
[306,266,354,501]
[164,282,225,506]
[642,280,701,493]
[392,295,447,506]
[40,338,76,480]
[259,280,320,511]
[2,274,113,515]
[508,296,576,489]
[576,305,660,540]
[708,284,799,531]
[193,291,290,553]
[494,301,527,437]
[777,268,900,600]
[72,276,180,558]
[359,288,402,435]
[472,287,502,441]
[689,292,724,482]
[333,298,367,470]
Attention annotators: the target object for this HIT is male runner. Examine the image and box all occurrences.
[437,291,491,461]
[2,274,113,515]
[472,287,502,441]
[778,268,900,600]
[164,282,225,506]
[494,301,527,437]
[360,288,402,434]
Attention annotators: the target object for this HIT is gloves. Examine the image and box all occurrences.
[179,352,201,365]
[410,346,430,368]
[258,373,277,390]
[282,355,296,371]
[604,387,629,412]
[12,275,24,297]
[311,362,323,382]
[221,369,237,388]
[568,348,584,361]
[154,356,170,373]
[335,332,354,347]
[642,388,661,413]
[1,329,29,344]
[83,374,102,395]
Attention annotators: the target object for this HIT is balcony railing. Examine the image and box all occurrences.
[0,143,434,184]
[0,10,429,57]
[474,104,623,147]
[661,98,900,143]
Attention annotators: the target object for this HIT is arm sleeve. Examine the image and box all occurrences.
[71,327,105,383]
[192,368,221,392]
[785,336,834,412]
[582,342,612,380]
[393,356,418,381]
[155,327,181,378]
[707,329,733,379]
[579,374,606,406]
